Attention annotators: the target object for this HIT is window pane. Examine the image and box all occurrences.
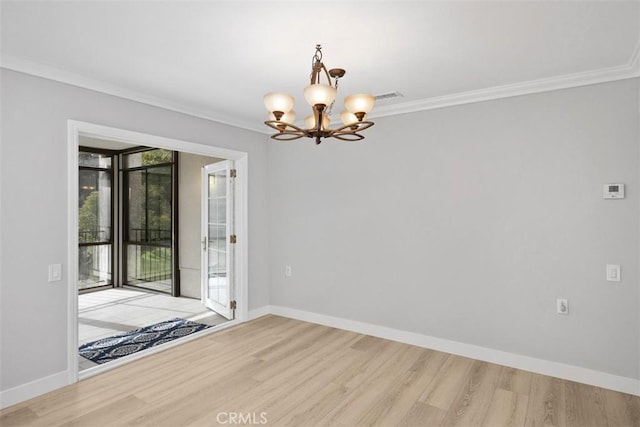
[124,149,173,169]
[146,166,172,244]
[127,170,146,241]
[79,245,112,289]
[126,244,172,293]
[208,225,226,274]
[79,170,111,243]
[79,151,111,168]
[209,193,226,223]
[127,166,172,243]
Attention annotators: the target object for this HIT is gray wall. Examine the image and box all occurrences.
[0,70,270,391]
[268,79,640,379]
[1,68,638,396]
[178,152,224,299]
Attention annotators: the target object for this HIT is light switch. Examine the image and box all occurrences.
[557,299,569,315]
[606,264,620,282]
[48,264,62,282]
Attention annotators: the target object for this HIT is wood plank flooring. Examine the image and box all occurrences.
[2,315,639,426]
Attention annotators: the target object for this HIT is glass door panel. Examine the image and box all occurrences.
[78,153,113,291]
[123,152,174,294]
[202,161,234,319]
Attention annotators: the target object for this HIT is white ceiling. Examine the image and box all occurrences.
[1,1,639,133]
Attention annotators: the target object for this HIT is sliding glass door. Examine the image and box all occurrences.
[78,150,114,291]
[123,149,177,294]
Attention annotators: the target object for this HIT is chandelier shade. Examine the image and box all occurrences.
[263,44,375,144]
[263,93,295,117]
[344,94,376,115]
[269,110,296,124]
[305,113,330,130]
[303,84,337,108]
[340,111,359,126]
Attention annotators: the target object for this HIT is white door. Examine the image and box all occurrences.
[202,160,235,319]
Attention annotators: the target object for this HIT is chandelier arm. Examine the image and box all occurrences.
[332,121,375,134]
[265,120,309,134]
[320,63,333,87]
[271,132,307,141]
[331,132,365,142]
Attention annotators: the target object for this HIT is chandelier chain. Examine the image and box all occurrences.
[326,74,340,115]
[310,44,323,84]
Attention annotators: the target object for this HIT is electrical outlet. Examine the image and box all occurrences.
[606,264,621,282]
[557,299,569,315]
[285,266,292,277]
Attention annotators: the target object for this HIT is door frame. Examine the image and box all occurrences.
[67,120,249,383]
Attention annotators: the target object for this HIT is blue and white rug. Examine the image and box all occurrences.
[79,318,211,364]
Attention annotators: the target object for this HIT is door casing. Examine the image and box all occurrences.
[67,120,249,383]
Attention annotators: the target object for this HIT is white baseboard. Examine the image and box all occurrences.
[0,370,70,410]
[248,305,273,321]
[3,306,637,410]
[265,305,640,396]
[1,320,243,409]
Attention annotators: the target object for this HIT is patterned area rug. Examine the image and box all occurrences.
[79,318,211,364]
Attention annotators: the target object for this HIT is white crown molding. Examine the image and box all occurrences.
[263,305,640,397]
[371,57,640,119]
[0,54,267,135]
[2,48,639,131]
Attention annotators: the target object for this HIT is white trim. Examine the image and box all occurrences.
[234,156,249,322]
[264,305,640,396]
[3,48,640,129]
[371,61,640,119]
[67,122,80,385]
[67,121,250,385]
[0,371,69,409]
[1,55,266,135]
[247,305,273,321]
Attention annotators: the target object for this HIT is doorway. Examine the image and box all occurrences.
[68,121,249,380]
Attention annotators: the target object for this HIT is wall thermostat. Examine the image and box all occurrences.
[603,183,624,199]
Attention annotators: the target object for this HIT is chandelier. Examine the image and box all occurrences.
[263,44,375,144]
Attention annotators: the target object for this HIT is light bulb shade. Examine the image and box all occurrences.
[344,93,375,114]
[340,111,359,126]
[304,113,330,130]
[303,84,337,107]
[264,92,295,113]
[322,115,330,130]
[269,110,296,124]
[304,115,315,130]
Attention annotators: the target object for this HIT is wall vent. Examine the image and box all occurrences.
[375,91,404,101]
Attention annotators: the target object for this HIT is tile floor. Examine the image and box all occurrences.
[78,288,227,370]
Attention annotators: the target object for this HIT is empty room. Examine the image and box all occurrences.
[1,1,639,426]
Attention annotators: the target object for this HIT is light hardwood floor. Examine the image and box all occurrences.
[2,315,639,426]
